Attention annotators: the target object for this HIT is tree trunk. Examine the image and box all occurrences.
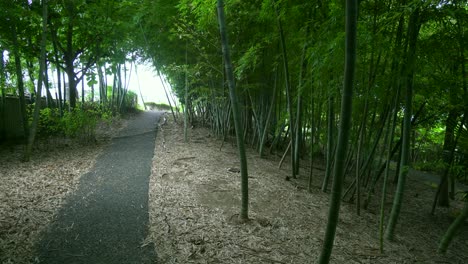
[385,8,420,241]
[119,63,131,112]
[24,0,48,161]
[318,0,357,262]
[44,64,55,108]
[372,101,426,185]
[52,28,63,114]
[158,70,177,123]
[116,64,122,111]
[322,96,335,192]
[439,108,459,207]
[308,95,319,192]
[184,43,189,142]
[274,0,296,180]
[432,116,466,215]
[355,85,371,209]
[294,31,309,176]
[98,64,106,106]
[12,25,29,141]
[26,57,37,98]
[0,49,5,139]
[111,68,117,111]
[0,49,4,93]
[65,19,77,108]
[81,64,86,106]
[259,68,278,157]
[379,86,400,253]
[62,70,67,108]
[135,64,146,110]
[217,0,249,221]
[438,203,468,254]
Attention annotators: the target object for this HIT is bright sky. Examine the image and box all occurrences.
[128,63,176,105]
[2,49,175,107]
[45,62,178,107]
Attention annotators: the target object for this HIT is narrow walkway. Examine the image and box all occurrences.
[409,169,468,192]
[37,111,161,264]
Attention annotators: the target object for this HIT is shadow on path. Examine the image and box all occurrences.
[37,111,161,264]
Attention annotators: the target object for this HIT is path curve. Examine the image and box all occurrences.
[37,111,161,264]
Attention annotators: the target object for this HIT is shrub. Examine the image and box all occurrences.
[35,108,62,138]
[62,108,99,143]
[33,106,113,143]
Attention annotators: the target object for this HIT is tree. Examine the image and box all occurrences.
[24,0,48,161]
[11,24,29,141]
[438,202,468,254]
[216,0,249,221]
[385,7,421,241]
[274,0,296,180]
[318,0,358,262]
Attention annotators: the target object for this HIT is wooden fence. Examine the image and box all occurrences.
[0,96,27,141]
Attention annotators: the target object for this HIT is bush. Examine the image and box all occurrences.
[36,108,62,138]
[62,108,99,143]
[122,90,139,113]
[34,106,113,143]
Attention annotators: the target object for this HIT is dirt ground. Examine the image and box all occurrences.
[1,112,467,264]
[0,118,126,264]
[149,113,468,264]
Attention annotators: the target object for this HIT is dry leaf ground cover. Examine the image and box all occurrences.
[149,114,468,264]
[0,118,126,264]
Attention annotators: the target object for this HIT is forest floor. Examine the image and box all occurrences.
[1,111,467,264]
[0,117,127,264]
[149,113,468,264]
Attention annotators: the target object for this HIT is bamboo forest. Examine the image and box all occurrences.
[0,0,467,263]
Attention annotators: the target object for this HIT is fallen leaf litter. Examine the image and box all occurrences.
[148,113,468,264]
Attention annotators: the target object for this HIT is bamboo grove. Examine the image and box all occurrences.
[1,0,467,261]
[139,0,468,257]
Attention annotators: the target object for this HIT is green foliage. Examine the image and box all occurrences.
[235,43,262,80]
[33,105,114,143]
[35,108,62,138]
[121,90,139,113]
[61,108,98,142]
[413,159,447,172]
[459,191,468,202]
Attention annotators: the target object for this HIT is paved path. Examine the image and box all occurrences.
[37,111,161,264]
[409,169,468,192]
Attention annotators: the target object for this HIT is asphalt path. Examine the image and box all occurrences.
[409,168,468,193]
[37,111,161,264]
